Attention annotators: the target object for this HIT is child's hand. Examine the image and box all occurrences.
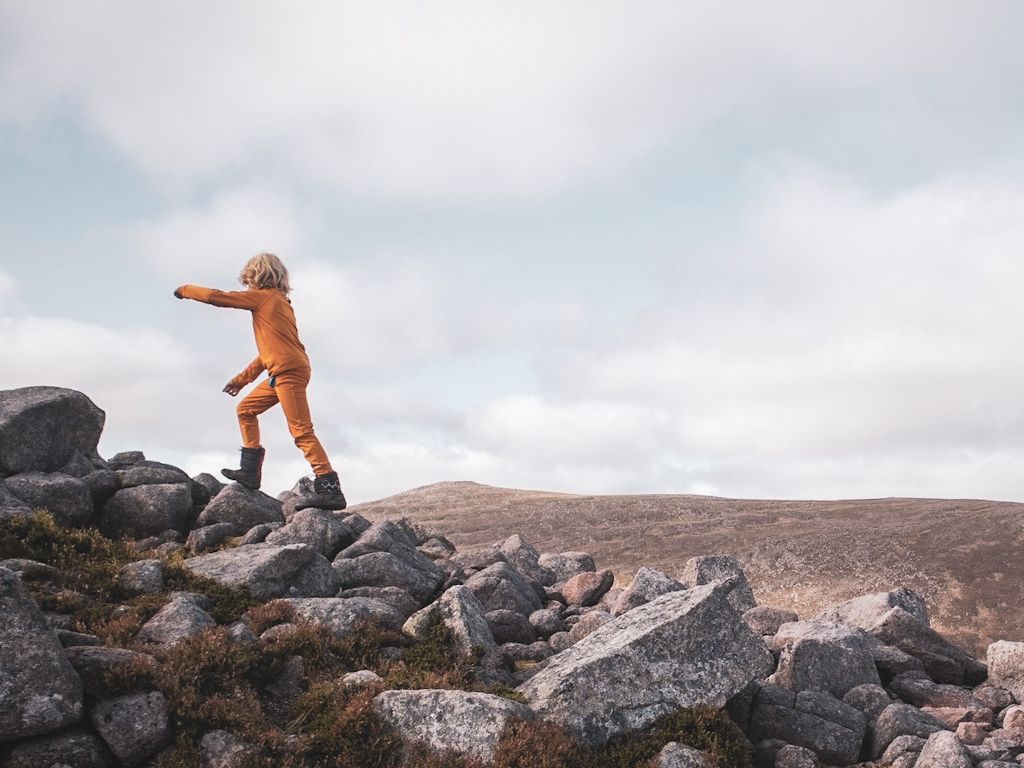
[173,287,184,299]
[223,381,242,397]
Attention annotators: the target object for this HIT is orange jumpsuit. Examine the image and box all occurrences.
[176,285,334,475]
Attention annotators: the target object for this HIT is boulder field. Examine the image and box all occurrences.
[1,386,1022,768]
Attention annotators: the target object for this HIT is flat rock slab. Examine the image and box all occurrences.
[184,543,316,599]
[373,689,534,762]
[516,581,773,748]
[0,387,105,476]
[282,597,405,638]
[0,567,83,740]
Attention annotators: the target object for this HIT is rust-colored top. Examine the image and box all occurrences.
[177,285,310,383]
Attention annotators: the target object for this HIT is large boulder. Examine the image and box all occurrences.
[3,472,94,527]
[0,387,104,476]
[869,703,949,758]
[767,620,881,698]
[465,561,544,616]
[333,551,445,603]
[680,555,756,613]
[747,684,867,767]
[282,597,405,638]
[499,533,556,586]
[195,483,284,530]
[373,689,534,762]
[612,566,686,616]
[869,607,986,685]
[265,508,354,559]
[538,551,596,582]
[562,569,615,607]
[184,543,324,599]
[91,691,172,767]
[0,567,84,740]
[98,483,191,539]
[404,585,498,660]
[516,582,773,747]
[818,587,930,628]
[987,641,1024,702]
[913,730,972,768]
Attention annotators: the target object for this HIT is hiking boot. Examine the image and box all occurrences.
[221,446,265,490]
[294,470,347,511]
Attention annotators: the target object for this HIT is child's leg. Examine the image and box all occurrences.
[236,379,279,447]
[273,370,334,475]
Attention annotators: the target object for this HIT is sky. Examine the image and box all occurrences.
[3,2,1024,503]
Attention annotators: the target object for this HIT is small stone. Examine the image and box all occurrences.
[957,721,991,745]
[914,730,972,768]
[561,569,614,607]
[199,729,258,768]
[343,670,383,688]
[91,691,172,767]
[487,608,537,645]
[187,523,241,553]
[136,593,215,646]
[119,558,165,594]
[656,741,712,767]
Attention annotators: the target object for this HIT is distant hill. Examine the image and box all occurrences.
[352,481,1024,655]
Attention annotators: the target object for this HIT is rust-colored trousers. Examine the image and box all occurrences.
[236,369,334,475]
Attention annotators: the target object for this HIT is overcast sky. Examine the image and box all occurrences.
[3,2,1024,502]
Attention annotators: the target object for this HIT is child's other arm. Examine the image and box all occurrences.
[174,285,262,309]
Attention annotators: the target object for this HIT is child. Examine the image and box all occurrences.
[174,253,346,511]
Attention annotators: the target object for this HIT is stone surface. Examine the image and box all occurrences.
[184,543,318,599]
[3,728,110,768]
[403,585,498,659]
[880,734,927,764]
[870,607,986,685]
[499,533,556,586]
[487,608,537,645]
[561,568,615,607]
[333,550,445,602]
[842,683,892,723]
[870,703,949,758]
[818,587,930,629]
[283,597,405,638]
[775,744,818,768]
[680,554,757,613]
[65,646,156,698]
[99,483,191,539]
[748,684,866,766]
[91,691,172,767]
[195,483,284,530]
[767,620,881,698]
[465,561,544,616]
[116,464,191,489]
[529,607,567,638]
[538,551,596,582]
[187,523,241,553]
[373,689,534,762]
[119,558,165,595]
[568,609,612,642]
[517,582,773,748]
[343,670,384,688]
[3,471,94,527]
[191,472,225,501]
[339,586,420,616]
[0,387,105,476]
[0,567,84,740]
[656,741,712,767]
[989,642,1024,703]
[136,592,216,645]
[914,730,973,768]
[265,508,354,559]
[199,729,258,768]
[0,480,33,518]
[888,674,980,709]
[957,721,991,745]
[744,606,799,636]
[418,536,456,560]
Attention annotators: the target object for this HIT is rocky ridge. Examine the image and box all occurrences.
[1,386,1023,768]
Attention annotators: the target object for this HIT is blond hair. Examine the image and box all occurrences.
[239,253,291,294]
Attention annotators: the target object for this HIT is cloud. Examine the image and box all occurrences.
[2,2,1020,201]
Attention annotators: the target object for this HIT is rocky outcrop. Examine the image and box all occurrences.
[517,582,773,747]
[0,387,105,476]
[373,689,534,762]
[0,567,83,741]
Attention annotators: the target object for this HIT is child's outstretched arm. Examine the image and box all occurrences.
[174,284,263,309]
[223,357,266,396]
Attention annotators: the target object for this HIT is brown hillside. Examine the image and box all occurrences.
[351,481,1024,656]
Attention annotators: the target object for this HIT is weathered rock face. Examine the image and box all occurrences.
[0,387,105,476]
[265,508,353,559]
[2,728,109,768]
[516,582,773,747]
[0,481,33,518]
[465,561,544,616]
[3,472,94,527]
[199,729,258,768]
[486,609,537,645]
[499,533,556,586]
[767,620,881,698]
[116,464,191,489]
[869,703,948,758]
[184,543,320,599]
[914,730,973,768]
[403,585,498,660]
[0,567,84,741]
[655,742,712,768]
[744,606,799,636]
[65,646,156,698]
[196,483,284,530]
[612,566,685,616]
[373,689,534,762]
[282,597,406,638]
[747,684,867,767]
[91,691,172,767]
[187,522,242,553]
[538,551,596,583]
[119,558,166,595]
[99,483,192,539]
[136,593,216,645]
[869,607,986,685]
[561,569,615,607]
[987,641,1024,702]
[817,587,930,628]
[333,550,444,603]
[680,555,757,613]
